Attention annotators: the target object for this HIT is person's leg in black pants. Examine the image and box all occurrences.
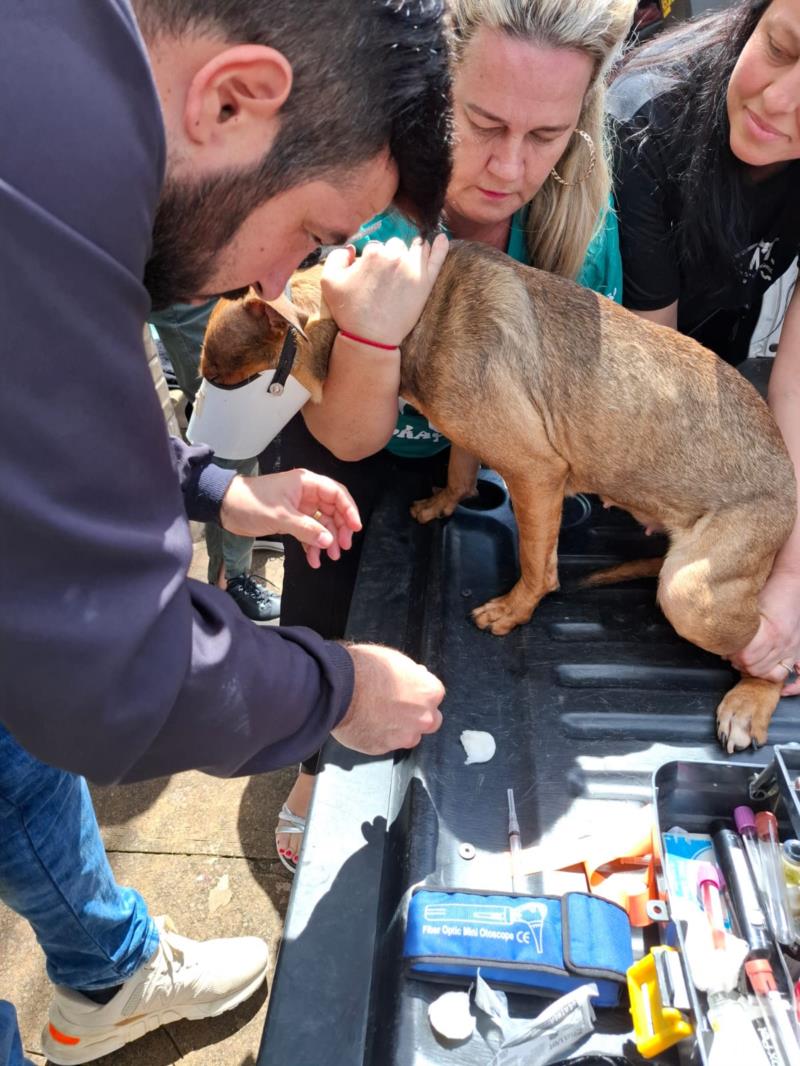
[275,413,393,868]
[278,412,392,637]
[275,412,448,869]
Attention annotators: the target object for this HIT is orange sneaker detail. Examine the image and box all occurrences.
[48,1023,81,1046]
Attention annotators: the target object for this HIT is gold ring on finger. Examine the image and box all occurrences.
[312,509,323,522]
[778,659,794,675]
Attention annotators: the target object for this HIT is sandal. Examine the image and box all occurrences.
[275,803,306,874]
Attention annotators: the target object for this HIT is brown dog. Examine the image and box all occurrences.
[201,242,797,753]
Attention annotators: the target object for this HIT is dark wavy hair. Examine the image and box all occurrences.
[614,0,772,285]
[133,0,453,237]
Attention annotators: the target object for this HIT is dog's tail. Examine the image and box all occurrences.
[580,557,664,588]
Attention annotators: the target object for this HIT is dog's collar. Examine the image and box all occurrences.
[266,277,299,396]
[269,327,299,396]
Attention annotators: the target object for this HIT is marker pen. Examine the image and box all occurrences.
[712,826,771,957]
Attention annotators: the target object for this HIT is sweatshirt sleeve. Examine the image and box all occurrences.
[167,437,237,523]
[0,1,354,784]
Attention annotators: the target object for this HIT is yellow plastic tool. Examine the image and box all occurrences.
[627,947,694,1059]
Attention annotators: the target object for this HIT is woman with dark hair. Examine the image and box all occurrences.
[609,0,800,700]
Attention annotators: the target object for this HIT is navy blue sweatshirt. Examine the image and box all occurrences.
[0,0,354,783]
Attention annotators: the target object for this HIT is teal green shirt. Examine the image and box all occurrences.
[353,203,622,457]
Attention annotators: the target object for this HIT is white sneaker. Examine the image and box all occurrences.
[42,916,269,1065]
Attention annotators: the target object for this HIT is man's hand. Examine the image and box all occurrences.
[333,644,445,754]
[322,234,449,347]
[220,469,362,568]
[730,569,800,695]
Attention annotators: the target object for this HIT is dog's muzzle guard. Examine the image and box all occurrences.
[186,329,309,460]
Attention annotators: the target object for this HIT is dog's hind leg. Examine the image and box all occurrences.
[472,461,568,636]
[657,513,783,752]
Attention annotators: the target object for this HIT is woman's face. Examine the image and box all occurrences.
[447,27,594,225]
[727,0,800,168]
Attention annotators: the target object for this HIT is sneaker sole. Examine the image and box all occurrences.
[41,966,268,1065]
[253,541,285,553]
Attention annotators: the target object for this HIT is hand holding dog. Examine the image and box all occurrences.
[322,234,449,346]
[220,469,362,568]
[730,568,800,695]
[333,644,445,754]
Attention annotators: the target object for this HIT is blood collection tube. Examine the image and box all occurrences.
[734,806,764,890]
[697,861,727,950]
[755,812,797,946]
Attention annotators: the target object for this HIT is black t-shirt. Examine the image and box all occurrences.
[608,66,800,363]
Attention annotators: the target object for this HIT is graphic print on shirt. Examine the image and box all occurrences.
[742,238,778,285]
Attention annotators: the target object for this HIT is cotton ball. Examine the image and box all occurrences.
[428,990,476,1041]
[460,729,496,765]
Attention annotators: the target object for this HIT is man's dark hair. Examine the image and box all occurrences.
[614,0,773,292]
[134,0,452,237]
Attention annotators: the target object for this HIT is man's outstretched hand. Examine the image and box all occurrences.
[333,644,445,754]
[220,468,362,568]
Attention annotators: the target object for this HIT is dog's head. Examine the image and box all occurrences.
[200,268,334,402]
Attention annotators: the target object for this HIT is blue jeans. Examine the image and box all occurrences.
[0,1002,32,1066]
[0,725,159,999]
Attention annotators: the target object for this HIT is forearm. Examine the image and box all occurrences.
[302,334,401,461]
[632,301,678,330]
[3,563,355,784]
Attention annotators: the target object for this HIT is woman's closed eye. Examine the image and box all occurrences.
[528,130,562,145]
[470,118,561,146]
[469,117,502,137]
[766,34,793,63]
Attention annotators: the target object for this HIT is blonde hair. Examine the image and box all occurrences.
[449,0,636,280]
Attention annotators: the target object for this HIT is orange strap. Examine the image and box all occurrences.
[518,804,659,926]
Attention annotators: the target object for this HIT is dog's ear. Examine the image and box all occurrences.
[244,291,309,339]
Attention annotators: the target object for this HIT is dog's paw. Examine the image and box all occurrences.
[410,491,460,524]
[716,678,778,754]
[471,597,525,636]
[716,697,759,754]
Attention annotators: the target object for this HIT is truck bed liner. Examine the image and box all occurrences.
[259,471,799,1066]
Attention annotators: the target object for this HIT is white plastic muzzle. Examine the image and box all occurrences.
[186,370,310,460]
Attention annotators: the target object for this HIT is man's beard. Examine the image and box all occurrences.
[144,168,265,310]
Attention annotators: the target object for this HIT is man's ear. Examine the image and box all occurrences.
[243,292,308,340]
[184,45,292,167]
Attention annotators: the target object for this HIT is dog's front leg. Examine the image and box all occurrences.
[717,676,784,753]
[411,446,480,523]
[472,464,567,636]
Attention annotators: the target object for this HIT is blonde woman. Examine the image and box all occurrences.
[276,0,637,872]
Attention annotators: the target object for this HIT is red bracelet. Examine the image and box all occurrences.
[338,329,398,351]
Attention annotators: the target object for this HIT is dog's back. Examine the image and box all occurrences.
[401,241,794,536]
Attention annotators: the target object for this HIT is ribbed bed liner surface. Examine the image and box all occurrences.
[259,471,797,1066]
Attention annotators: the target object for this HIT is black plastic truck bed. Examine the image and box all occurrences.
[259,471,800,1066]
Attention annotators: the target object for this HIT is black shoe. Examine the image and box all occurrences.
[226,575,281,624]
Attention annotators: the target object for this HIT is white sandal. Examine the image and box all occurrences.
[275,803,306,874]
